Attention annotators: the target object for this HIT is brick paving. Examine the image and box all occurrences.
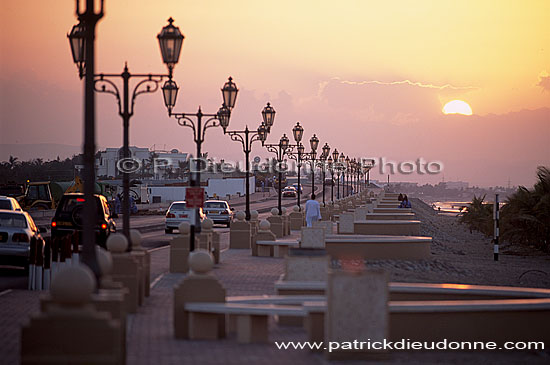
[2,227,550,364]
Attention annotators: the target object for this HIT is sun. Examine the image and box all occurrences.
[443,100,473,115]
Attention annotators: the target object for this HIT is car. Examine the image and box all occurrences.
[0,209,45,269]
[0,196,23,211]
[203,200,234,227]
[282,186,297,198]
[51,193,116,248]
[291,183,303,193]
[324,178,334,186]
[165,201,206,234]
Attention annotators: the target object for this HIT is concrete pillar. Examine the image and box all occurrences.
[200,219,219,264]
[281,207,290,236]
[253,220,276,257]
[289,205,304,230]
[174,251,226,339]
[170,223,191,273]
[130,229,150,297]
[266,208,284,238]
[229,211,251,249]
[21,265,123,365]
[107,234,140,314]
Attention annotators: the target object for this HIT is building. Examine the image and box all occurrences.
[96,147,188,179]
[445,181,469,190]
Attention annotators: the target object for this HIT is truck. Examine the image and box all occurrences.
[17,177,116,210]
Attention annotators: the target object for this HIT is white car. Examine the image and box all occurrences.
[0,209,45,269]
[165,201,206,234]
[0,196,23,211]
[203,200,233,227]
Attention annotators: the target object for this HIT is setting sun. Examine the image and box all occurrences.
[443,100,473,115]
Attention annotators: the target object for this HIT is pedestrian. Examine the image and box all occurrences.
[399,194,412,208]
[398,193,404,201]
[305,193,321,227]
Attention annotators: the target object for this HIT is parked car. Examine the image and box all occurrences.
[0,196,23,211]
[165,201,206,234]
[282,186,297,198]
[292,183,303,193]
[203,200,234,227]
[0,209,45,269]
[51,193,116,248]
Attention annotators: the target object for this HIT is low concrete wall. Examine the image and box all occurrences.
[365,213,416,220]
[373,208,412,214]
[325,235,431,260]
[354,220,421,235]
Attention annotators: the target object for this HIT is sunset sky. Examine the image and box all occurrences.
[1,0,549,186]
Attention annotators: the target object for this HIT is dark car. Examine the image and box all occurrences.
[51,193,116,248]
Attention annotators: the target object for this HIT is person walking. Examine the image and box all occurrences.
[305,193,321,227]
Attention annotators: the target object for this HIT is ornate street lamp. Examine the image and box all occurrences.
[222,77,239,109]
[262,103,276,132]
[264,134,294,214]
[318,143,330,206]
[69,17,184,250]
[157,17,185,77]
[345,155,350,196]
[224,103,274,220]
[165,77,238,250]
[286,122,305,208]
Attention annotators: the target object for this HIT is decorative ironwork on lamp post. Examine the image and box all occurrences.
[222,103,273,220]
[264,134,293,214]
[162,77,239,250]
[68,15,184,251]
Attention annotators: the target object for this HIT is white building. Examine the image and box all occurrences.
[96,147,188,179]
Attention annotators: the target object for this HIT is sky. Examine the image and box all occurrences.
[1,0,549,187]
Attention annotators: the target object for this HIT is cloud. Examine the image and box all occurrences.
[537,70,550,93]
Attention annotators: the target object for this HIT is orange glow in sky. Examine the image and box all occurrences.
[1,0,549,186]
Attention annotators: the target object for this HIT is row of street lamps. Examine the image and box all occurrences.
[67,1,374,273]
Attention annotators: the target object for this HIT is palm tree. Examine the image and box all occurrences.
[8,155,19,170]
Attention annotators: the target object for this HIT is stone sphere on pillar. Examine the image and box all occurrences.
[250,210,259,220]
[281,207,287,215]
[106,233,128,253]
[189,250,213,274]
[178,222,190,234]
[130,229,142,249]
[271,208,279,216]
[259,220,271,231]
[293,205,300,212]
[235,211,246,221]
[51,264,96,305]
[96,247,113,276]
[202,218,214,230]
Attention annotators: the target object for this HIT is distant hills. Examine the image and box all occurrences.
[0,143,82,162]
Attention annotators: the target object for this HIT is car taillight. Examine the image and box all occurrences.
[76,198,85,202]
[101,223,107,229]
[51,221,57,228]
[221,210,229,215]
[12,233,29,243]
[166,213,176,218]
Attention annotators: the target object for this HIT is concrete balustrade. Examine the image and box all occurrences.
[252,220,276,256]
[170,223,191,273]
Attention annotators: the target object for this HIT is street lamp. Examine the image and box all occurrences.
[327,155,334,203]
[68,17,184,250]
[308,134,319,193]
[318,143,330,206]
[264,134,293,214]
[345,155,350,196]
[339,153,345,198]
[223,103,274,220]
[163,77,238,250]
[286,122,304,208]
[67,0,104,280]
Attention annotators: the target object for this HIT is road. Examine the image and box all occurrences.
[0,184,333,292]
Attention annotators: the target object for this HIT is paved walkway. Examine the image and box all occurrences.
[2,229,549,364]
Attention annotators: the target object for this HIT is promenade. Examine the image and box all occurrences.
[2,198,549,364]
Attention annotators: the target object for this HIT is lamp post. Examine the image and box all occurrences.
[318,143,330,206]
[327,155,334,203]
[67,0,104,279]
[332,149,340,199]
[223,103,273,220]
[292,122,304,208]
[345,156,350,196]
[68,16,183,249]
[163,77,238,250]
[264,135,292,214]
[304,135,319,194]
